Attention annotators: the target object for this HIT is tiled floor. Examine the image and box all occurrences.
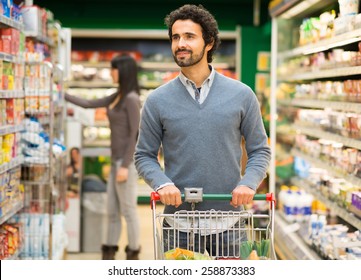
[66,203,164,260]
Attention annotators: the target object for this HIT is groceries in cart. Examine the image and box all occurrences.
[151,188,276,260]
[164,248,213,260]
[239,239,271,260]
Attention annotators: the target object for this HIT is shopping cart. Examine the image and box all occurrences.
[150,188,276,260]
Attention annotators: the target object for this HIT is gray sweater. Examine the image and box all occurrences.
[134,72,271,212]
[65,91,140,167]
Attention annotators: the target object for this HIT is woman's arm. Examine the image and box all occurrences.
[65,92,117,108]
[121,94,141,168]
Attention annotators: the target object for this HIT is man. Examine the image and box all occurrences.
[134,4,271,258]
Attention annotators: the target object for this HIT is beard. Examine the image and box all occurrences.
[173,45,206,67]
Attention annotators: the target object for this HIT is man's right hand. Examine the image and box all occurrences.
[157,185,182,208]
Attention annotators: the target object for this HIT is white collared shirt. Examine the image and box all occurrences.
[178,65,215,104]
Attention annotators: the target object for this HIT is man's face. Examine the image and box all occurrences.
[171,19,212,67]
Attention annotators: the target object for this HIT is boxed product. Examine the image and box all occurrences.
[6,99,14,125]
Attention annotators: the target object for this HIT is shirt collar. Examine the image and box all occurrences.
[179,65,215,88]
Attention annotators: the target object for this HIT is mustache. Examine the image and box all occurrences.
[175,49,192,54]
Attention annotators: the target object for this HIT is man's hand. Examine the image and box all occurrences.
[158,185,182,208]
[116,167,128,183]
[231,185,255,207]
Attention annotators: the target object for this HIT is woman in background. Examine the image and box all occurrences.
[66,147,80,195]
[65,54,141,260]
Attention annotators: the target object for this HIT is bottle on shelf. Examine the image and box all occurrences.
[284,185,299,222]
[278,184,289,212]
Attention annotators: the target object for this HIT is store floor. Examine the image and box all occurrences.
[66,203,163,260]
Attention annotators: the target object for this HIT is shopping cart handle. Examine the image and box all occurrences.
[150,192,275,202]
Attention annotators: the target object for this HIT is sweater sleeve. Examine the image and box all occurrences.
[121,95,141,168]
[238,89,271,190]
[65,92,117,108]
[134,95,173,190]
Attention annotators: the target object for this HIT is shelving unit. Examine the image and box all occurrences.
[0,12,25,260]
[16,5,69,258]
[20,61,67,260]
[270,0,361,259]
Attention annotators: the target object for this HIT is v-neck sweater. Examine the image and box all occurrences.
[135,72,271,212]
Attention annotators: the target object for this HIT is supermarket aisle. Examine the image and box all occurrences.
[66,203,163,260]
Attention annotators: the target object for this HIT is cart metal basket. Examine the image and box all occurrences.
[150,188,276,260]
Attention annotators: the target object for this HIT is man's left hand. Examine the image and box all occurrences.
[230,185,255,207]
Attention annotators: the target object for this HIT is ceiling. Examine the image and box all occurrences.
[27,0,272,29]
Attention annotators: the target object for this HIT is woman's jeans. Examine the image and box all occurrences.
[104,160,140,250]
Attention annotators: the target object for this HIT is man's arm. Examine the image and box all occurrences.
[134,95,175,190]
[232,89,271,206]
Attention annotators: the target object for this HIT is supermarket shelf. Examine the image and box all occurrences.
[276,124,296,135]
[22,159,49,166]
[83,140,111,147]
[278,99,361,114]
[0,90,24,99]
[25,109,52,115]
[0,200,23,226]
[140,81,163,89]
[24,89,51,95]
[24,32,55,47]
[0,52,23,64]
[0,124,23,137]
[291,177,361,229]
[274,211,321,260]
[291,148,361,187]
[72,61,109,68]
[279,66,361,81]
[81,147,111,157]
[279,28,361,59]
[0,156,23,175]
[0,14,24,30]
[292,124,361,150]
[269,0,334,19]
[21,180,51,186]
[67,81,117,88]
[140,61,178,70]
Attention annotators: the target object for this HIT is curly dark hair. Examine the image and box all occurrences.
[164,4,221,63]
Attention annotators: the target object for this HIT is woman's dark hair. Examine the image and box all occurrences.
[164,4,221,63]
[70,147,80,166]
[111,54,140,97]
